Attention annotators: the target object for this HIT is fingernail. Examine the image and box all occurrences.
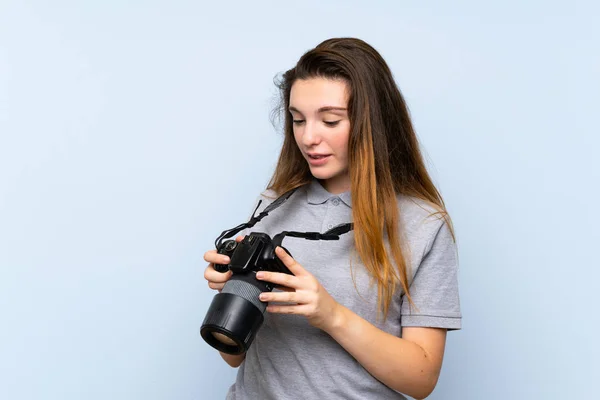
[256,272,264,279]
[222,256,230,263]
[259,293,267,300]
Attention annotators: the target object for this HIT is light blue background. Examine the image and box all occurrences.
[1,1,598,399]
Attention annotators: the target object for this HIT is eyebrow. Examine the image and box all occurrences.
[288,106,347,114]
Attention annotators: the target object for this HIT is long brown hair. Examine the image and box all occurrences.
[268,37,452,318]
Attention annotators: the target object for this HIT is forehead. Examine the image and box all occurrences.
[289,78,349,110]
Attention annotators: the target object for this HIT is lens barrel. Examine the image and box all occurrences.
[200,274,270,355]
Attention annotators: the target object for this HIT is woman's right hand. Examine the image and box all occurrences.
[203,235,245,292]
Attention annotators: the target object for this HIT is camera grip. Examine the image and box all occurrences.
[213,263,230,273]
[214,240,238,273]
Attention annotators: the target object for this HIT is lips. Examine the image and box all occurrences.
[306,153,331,166]
[307,153,331,159]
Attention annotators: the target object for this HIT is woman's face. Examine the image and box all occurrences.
[289,77,351,194]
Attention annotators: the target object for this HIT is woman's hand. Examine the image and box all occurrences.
[204,235,248,367]
[203,235,244,292]
[256,246,341,332]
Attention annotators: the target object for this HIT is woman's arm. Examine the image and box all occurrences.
[325,307,447,399]
[219,351,246,368]
[257,247,448,399]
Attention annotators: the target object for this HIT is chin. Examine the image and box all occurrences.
[308,167,342,181]
[309,172,328,180]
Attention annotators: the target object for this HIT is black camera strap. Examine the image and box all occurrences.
[214,187,300,249]
[271,222,354,248]
[214,187,355,250]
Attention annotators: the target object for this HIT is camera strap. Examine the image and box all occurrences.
[214,187,300,249]
[271,222,354,248]
[214,187,355,250]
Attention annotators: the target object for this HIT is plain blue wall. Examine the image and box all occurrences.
[1,1,598,399]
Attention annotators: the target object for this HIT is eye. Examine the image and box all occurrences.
[292,119,305,125]
[324,120,341,127]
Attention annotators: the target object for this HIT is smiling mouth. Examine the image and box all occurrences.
[308,154,330,159]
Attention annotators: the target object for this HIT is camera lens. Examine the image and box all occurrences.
[211,331,237,346]
[201,274,271,355]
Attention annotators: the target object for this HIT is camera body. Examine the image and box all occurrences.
[214,233,293,283]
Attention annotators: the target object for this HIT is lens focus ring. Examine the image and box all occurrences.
[221,278,266,313]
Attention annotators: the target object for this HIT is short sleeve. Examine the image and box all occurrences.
[400,219,462,330]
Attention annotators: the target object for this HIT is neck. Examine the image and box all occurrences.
[320,175,351,194]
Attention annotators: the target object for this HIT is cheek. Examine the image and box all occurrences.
[333,128,350,158]
[292,128,301,146]
[292,127,300,144]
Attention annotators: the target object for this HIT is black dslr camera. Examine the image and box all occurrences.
[214,234,293,286]
[200,188,353,355]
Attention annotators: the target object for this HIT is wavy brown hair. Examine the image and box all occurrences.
[268,37,453,319]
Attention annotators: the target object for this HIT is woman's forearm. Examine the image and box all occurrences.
[219,351,246,368]
[323,305,443,399]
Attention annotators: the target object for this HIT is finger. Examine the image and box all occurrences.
[204,250,231,266]
[235,235,245,243]
[204,264,232,282]
[256,270,299,289]
[266,304,311,315]
[203,250,217,263]
[275,247,307,276]
[208,281,226,291]
[259,291,307,304]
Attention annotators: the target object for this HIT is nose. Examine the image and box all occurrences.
[300,120,322,147]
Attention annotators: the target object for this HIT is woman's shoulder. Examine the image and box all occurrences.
[256,184,311,208]
[251,186,300,216]
[395,193,449,241]
[258,188,280,202]
[395,194,457,273]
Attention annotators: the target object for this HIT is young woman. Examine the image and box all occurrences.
[204,37,461,400]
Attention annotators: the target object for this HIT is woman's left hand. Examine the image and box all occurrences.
[256,246,342,332]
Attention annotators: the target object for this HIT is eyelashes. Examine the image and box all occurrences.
[292,120,341,127]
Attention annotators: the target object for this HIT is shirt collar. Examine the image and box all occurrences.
[305,179,352,208]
